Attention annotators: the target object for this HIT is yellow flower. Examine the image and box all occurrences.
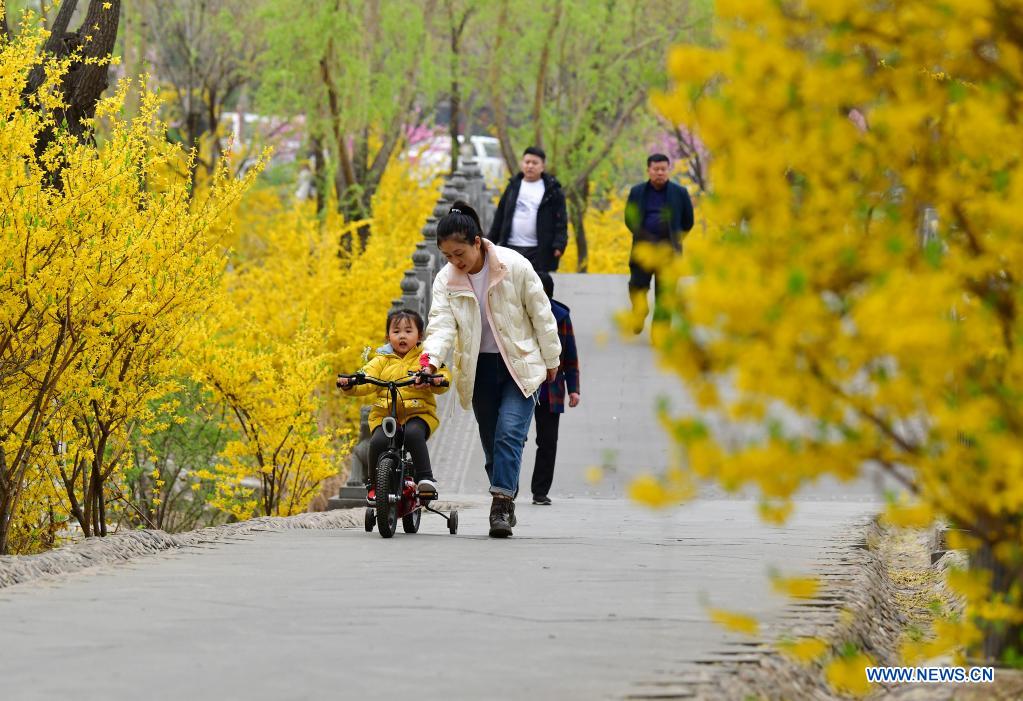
[708,608,760,636]
[777,636,829,663]
[881,500,934,529]
[771,574,821,599]
[825,651,874,697]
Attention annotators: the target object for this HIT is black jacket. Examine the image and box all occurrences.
[488,172,569,271]
[624,180,694,251]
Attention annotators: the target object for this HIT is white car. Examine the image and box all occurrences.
[404,135,508,189]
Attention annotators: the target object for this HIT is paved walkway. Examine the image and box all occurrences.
[0,498,874,700]
[0,275,889,700]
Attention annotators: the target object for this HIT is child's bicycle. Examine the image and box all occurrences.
[336,370,458,538]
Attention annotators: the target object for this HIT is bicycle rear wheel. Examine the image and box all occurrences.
[402,508,420,533]
[375,455,398,538]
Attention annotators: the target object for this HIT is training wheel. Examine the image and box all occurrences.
[448,510,458,535]
[364,507,376,532]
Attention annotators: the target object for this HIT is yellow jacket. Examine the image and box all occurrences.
[345,344,451,434]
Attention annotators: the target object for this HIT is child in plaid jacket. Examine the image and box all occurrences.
[530,273,580,504]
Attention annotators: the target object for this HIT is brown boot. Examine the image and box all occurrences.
[489,495,513,538]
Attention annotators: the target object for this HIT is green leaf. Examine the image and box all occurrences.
[787,269,807,295]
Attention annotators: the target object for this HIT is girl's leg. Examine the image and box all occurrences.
[489,369,536,497]
[403,418,434,482]
[367,427,389,483]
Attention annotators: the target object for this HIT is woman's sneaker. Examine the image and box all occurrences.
[417,479,438,498]
[532,495,552,505]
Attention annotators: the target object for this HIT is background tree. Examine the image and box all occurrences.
[442,0,478,175]
[4,0,121,172]
[257,0,442,240]
[480,0,709,270]
[129,0,265,187]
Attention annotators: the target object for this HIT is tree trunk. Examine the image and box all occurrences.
[0,491,11,555]
[530,0,563,149]
[449,90,461,176]
[973,540,1023,661]
[447,3,474,176]
[488,0,517,173]
[310,133,327,215]
[186,108,202,193]
[206,87,221,177]
[567,183,589,272]
[26,0,122,182]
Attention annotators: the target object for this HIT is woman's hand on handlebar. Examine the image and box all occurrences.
[413,370,447,389]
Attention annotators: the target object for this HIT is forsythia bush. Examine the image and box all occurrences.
[1,16,441,548]
[642,0,1023,674]
[0,24,253,553]
[187,161,441,521]
[561,188,630,274]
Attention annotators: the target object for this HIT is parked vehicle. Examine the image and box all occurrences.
[403,134,508,188]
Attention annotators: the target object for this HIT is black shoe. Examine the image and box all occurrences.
[489,496,513,538]
[417,479,438,499]
[508,499,517,527]
[532,495,552,505]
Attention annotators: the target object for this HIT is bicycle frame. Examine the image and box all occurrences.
[336,370,457,537]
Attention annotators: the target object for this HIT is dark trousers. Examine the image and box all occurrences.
[506,244,543,271]
[629,240,672,322]
[531,396,561,498]
[367,417,433,483]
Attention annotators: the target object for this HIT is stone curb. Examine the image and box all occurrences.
[671,516,912,700]
[0,509,362,589]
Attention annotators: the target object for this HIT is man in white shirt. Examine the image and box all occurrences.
[487,146,569,272]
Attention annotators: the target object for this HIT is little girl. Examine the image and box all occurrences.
[339,308,450,496]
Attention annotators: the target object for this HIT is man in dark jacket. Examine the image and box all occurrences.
[624,153,695,335]
[488,146,569,272]
[529,272,580,505]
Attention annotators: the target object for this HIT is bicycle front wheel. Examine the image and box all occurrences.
[375,455,398,538]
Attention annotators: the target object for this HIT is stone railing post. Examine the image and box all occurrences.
[459,157,484,216]
[327,406,373,509]
[400,269,424,319]
[413,242,434,315]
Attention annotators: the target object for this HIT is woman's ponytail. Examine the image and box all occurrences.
[436,200,482,244]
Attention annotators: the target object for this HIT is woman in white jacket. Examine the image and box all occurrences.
[422,201,562,537]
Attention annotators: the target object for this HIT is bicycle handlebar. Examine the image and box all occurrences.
[336,371,449,389]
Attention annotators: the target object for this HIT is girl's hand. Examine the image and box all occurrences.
[337,375,352,390]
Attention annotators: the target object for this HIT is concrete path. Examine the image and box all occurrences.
[0,275,890,700]
[0,498,874,701]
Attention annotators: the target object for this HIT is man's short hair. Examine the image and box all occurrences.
[647,153,670,167]
[523,146,546,162]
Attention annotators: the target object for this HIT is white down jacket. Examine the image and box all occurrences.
[423,240,562,409]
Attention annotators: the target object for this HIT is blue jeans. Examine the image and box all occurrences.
[472,353,536,497]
